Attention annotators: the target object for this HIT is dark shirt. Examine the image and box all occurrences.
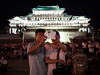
[65,63,73,75]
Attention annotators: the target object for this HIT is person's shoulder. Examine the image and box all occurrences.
[28,42,36,46]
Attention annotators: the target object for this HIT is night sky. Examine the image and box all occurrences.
[1,0,100,31]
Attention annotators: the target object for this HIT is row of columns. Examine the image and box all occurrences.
[10,23,88,26]
[6,28,18,34]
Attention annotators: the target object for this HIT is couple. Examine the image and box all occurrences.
[27,29,67,75]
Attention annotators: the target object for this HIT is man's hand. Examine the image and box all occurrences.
[40,36,47,44]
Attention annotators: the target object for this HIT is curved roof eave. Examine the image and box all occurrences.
[32,5,65,10]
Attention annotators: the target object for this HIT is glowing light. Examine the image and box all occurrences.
[9,28,11,34]
[78,16,86,20]
[45,39,52,42]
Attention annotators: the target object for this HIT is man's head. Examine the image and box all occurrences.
[65,57,72,64]
[35,29,45,35]
[1,56,5,61]
[90,41,94,44]
[35,29,45,42]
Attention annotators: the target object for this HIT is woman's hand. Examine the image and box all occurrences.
[55,35,66,53]
[58,59,65,65]
[55,35,60,43]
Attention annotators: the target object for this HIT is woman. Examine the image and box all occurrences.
[45,30,67,75]
[65,57,73,75]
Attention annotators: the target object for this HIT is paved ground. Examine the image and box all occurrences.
[0,58,100,75]
[0,58,29,75]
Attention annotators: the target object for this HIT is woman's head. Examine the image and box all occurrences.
[66,57,72,64]
[53,30,60,37]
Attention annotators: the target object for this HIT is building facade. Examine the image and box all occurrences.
[7,5,93,42]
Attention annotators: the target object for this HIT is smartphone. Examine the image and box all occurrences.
[44,31,56,39]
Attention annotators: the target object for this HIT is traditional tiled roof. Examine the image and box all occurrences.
[33,5,64,10]
[72,16,88,20]
[11,16,23,21]
[26,13,33,17]
[63,13,70,17]
[19,16,25,20]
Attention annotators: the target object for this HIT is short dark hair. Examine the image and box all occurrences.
[53,30,60,37]
[35,29,45,35]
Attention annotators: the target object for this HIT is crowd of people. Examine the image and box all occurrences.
[0,39,100,63]
[0,42,28,60]
[45,40,100,63]
[0,41,29,71]
[66,40,100,63]
[0,39,100,73]
[0,29,100,75]
[44,40,100,75]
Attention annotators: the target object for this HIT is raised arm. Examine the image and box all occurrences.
[28,42,43,54]
[56,35,66,52]
[58,41,66,52]
[28,36,47,54]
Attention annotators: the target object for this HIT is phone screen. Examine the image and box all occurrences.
[44,31,56,39]
[50,31,56,39]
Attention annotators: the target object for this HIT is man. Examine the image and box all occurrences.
[27,29,47,75]
[82,41,88,56]
[0,56,7,71]
[88,41,95,58]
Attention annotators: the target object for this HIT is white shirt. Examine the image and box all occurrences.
[82,43,87,48]
[46,45,66,75]
[75,43,79,47]
[12,44,15,48]
[27,42,46,75]
[45,44,51,51]
[0,60,7,65]
[96,43,99,48]
[88,44,95,52]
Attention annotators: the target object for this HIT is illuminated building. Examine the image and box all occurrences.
[7,5,93,42]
